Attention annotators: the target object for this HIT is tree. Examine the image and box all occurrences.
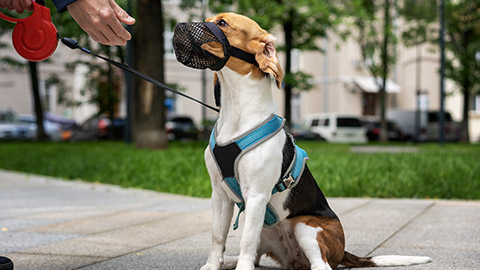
[131,0,168,149]
[182,0,344,125]
[401,0,480,142]
[28,61,48,141]
[344,0,398,142]
[55,0,168,148]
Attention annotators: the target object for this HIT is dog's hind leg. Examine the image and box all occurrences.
[292,216,345,270]
[293,222,331,270]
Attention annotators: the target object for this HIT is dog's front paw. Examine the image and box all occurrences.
[222,256,238,269]
[200,258,237,270]
[200,263,220,270]
[235,259,255,270]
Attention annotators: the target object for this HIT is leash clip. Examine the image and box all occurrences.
[0,1,58,61]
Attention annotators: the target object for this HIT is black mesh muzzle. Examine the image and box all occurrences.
[173,22,228,71]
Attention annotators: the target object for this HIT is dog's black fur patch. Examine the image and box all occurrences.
[281,133,338,220]
[281,133,296,178]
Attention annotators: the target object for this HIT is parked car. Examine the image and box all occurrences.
[425,111,460,142]
[386,109,460,142]
[71,115,125,141]
[43,112,77,131]
[361,117,403,141]
[18,114,64,141]
[303,113,367,143]
[289,122,324,141]
[0,110,35,140]
[166,116,199,140]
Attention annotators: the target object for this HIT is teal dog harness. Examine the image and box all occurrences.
[209,114,309,230]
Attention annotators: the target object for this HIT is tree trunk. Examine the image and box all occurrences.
[132,0,167,149]
[379,0,391,143]
[458,29,472,143]
[460,84,470,142]
[28,61,47,141]
[283,16,293,127]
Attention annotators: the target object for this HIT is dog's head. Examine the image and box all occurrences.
[173,13,283,88]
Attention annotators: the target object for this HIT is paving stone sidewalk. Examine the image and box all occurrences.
[1,170,479,270]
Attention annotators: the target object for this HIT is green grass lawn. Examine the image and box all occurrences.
[0,141,479,199]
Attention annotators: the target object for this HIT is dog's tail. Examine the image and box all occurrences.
[340,251,432,268]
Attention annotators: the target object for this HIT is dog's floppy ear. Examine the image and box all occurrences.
[254,35,283,88]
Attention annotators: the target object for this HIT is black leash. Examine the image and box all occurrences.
[58,36,220,113]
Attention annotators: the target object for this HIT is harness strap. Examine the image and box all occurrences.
[210,115,285,152]
[272,143,309,195]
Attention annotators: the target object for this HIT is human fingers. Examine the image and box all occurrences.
[96,4,129,45]
[5,0,14,10]
[89,28,112,46]
[110,0,135,25]
[105,15,131,43]
[0,0,7,9]
[13,0,25,12]
[20,0,31,11]
[98,23,126,45]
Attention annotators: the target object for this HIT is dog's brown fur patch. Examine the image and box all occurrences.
[291,216,346,269]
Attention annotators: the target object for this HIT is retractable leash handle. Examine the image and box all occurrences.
[0,1,58,61]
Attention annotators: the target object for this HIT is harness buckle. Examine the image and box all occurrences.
[275,174,294,193]
[283,174,295,189]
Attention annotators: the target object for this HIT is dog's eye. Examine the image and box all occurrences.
[217,19,228,27]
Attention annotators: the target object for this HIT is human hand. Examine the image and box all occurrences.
[67,0,135,46]
[0,0,32,13]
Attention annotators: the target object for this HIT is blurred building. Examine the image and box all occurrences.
[0,34,99,124]
[278,26,480,142]
[0,3,478,141]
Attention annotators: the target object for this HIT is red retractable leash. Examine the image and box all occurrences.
[0,1,58,61]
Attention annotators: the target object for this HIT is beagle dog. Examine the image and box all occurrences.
[173,13,432,270]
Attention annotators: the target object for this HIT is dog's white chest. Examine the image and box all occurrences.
[208,115,289,228]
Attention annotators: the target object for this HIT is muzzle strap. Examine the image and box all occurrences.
[204,22,230,71]
[203,22,258,70]
[230,47,258,67]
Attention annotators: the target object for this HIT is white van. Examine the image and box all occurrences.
[303,113,367,143]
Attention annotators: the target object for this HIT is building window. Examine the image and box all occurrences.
[39,79,50,111]
[164,28,175,59]
[292,93,301,122]
[419,93,429,111]
[474,95,480,113]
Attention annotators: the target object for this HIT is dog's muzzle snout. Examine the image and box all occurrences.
[172,22,259,71]
[172,22,227,71]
